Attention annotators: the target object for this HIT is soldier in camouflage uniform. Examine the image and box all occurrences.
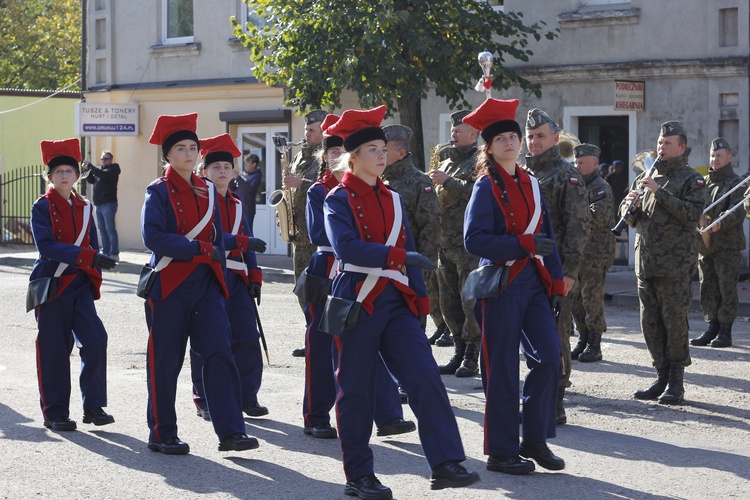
[620,121,705,405]
[428,110,481,378]
[570,144,615,363]
[285,110,327,357]
[382,125,444,341]
[523,109,590,425]
[692,138,745,349]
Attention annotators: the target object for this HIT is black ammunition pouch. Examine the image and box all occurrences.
[320,296,361,336]
[293,269,332,305]
[462,264,509,301]
[26,277,59,312]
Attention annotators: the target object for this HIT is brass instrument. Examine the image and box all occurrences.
[612,151,663,236]
[428,142,451,171]
[557,130,581,161]
[697,171,750,235]
[268,136,306,243]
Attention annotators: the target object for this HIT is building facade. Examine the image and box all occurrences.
[85,0,749,262]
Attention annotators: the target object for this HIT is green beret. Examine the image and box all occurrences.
[660,121,687,137]
[526,108,556,130]
[574,143,601,159]
[304,109,328,125]
[711,137,731,152]
[383,124,413,143]
[450,110,472,127]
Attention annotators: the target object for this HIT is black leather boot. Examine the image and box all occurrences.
[571,330,589,360]
[439,340,465,374]
[428,324,446,345]
[435,328,454,347]
[690,319,719,346]
[578,331,602,362]
[658,364,685,405]
[710,322,733,348]
[634,365,669,400]
[455,341,480,377]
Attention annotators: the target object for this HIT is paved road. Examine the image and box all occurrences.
[0,264,748,499]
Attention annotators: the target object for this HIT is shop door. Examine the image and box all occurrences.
[237,125,290,255]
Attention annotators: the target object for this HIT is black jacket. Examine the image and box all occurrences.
[85,163,120,205]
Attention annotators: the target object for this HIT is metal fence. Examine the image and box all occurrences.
[0,165,46,245]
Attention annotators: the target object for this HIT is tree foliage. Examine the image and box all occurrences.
[0,0,82,90]
[233,1,556,111]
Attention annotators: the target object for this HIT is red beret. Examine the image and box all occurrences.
[148,113,200,157]
[40,138,81,167]
[200,133,242,167]
[321,113,344,150]
[321,113,340,136]
[326,105,387,151]
[200,134,242,159]
[463,99,521,143]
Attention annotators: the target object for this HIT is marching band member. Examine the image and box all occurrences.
[463,98,566,474]
[299,115,415,440]
[190,134,268,420]
[322,106,480,499]
[141,113,258,455]
[30,138,117,431]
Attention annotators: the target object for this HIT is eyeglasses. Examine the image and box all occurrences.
[101,156,113,160]
[51,169,78,177]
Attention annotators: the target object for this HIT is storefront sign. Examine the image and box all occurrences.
[614,81,645,111]
[76,102,139,136]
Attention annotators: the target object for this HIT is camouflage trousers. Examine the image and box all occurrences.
[699,250,741,323]
[438,246,480,342]
[424,269,445,329]
[557,295,573,389]
[637,275,692,369]
[570,260,610,336]
[293,240,315,311]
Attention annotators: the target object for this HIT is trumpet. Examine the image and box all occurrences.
[612,152,663,236]
[697,171,750,234]
[268,136,306,243]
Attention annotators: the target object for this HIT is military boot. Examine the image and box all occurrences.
[428,324,446,345]
[455,341,480,377]
[634,365,669,400]
[710,322,733,348]
[556,388,566,425]
[571,330,588,360]
[657,364,685,405]
[439,340,466,375]
[435,328,454,347]
[690,319,720,346]
[578,332,602,362]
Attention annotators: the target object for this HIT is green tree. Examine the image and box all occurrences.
[0,0,82,91]
[232,0,556,166]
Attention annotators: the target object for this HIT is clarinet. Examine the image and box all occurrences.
[611,154,663,236]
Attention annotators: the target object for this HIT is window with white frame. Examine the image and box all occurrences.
[242,2,270,31]
[485,0,504,11]
[163,0,194,44]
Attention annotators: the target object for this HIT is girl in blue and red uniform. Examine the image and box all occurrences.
[190,133,268,420]
[322,106,480,500]
[30,138,117,432]
[300,114,414,441]
[462,98,566,474]
[141,113,258,455]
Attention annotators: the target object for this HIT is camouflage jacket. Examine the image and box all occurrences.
[581,170,615,264]
[435,145,478,249]
[382,155,442,262]
[619,153,705,278]
[524,146,590,279]
[289,144,322,246]
[699,165,746,255]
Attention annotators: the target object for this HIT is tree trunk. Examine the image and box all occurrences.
[396,95,425,170]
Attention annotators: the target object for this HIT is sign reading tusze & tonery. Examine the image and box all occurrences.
[76,102,139,136]
[614,81,645,111]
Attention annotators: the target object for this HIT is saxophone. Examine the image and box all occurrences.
[269,136,305,243]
